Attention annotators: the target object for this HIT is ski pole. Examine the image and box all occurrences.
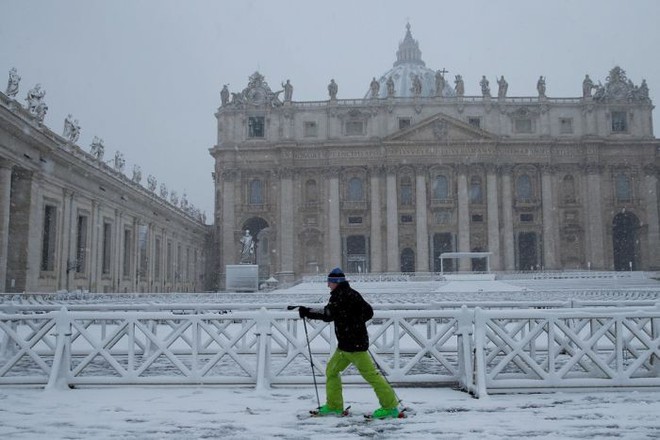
[288,306,321,410]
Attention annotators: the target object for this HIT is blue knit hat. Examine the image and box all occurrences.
[327,267,346,283]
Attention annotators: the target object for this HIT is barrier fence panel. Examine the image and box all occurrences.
[473,307,660,396]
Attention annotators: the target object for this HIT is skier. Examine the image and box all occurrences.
[297,267,401,419]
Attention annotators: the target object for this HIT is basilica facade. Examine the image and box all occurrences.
[211,26,660,286]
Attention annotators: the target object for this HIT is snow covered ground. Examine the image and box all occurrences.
[2,275,660,439]
[1,385,659,439]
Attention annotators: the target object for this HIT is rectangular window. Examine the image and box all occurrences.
[177,244,182,282]
[348,216,363,224]
[303,121,318,137]
[520,213,534,222]
[468,117,481,128]
[514,118,533,133]
[398,118,411,130]
[400,214,413,224]
[154,237,162,279]
[75,215,88,273]
[41,205,57,271]
[345,120,364,136]
[248,116,265,138]
[559,117,573,134]
[471,214,483,222]
[611,111,627,132]
[435,210,451,224]
[102,222,112,274]
[123,229,132,278]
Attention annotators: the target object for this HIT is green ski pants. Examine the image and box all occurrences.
[325,349,398,411]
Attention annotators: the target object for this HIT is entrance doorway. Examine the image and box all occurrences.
[346,235,368,273]
[612,212,640,271]
[400,248,415,273]
[518,232,538,270]
[433,233,454,272]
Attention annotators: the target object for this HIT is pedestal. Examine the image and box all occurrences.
[226,264,259,292]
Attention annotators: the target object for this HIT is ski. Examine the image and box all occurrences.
[299,406,351,419]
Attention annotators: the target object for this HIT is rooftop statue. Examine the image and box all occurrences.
[582,74,595,98]
[170,191,178,206]
[435,70,446,97]
[328,79,338,100]
[282,79,293,102]
[220,84,229,106]
[26,83,48,122]
[370,77,380,98]
[480,75,490,97]
[159,183,168,199]
[63,114,81,143]
[386,76,395,97]
[497,76,508,99]
[147,175,157,192]
[5,67,20,98]
[90,136,105,161]
[537,76,546,97]
[132,165,142,184]
[454,75,464,97]
[114,151,125,172]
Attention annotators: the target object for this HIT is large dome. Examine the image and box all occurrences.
[364,24,454,99]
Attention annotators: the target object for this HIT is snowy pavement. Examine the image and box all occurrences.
[1,386,659,439]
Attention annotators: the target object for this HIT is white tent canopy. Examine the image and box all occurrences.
[439,252,493,274]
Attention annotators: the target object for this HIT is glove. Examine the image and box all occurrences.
[298,306,310,319]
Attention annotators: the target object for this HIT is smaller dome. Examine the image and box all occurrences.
[365,24,454,99]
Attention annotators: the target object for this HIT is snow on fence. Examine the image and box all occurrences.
[0,305,659,396]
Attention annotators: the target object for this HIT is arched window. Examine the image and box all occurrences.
[432,175,449,200]
[399,176,413,206]
[516,174,532,201]
[249,179,263,204]
[469,176,483,204]
[347,177,364,201]
[305,179,318,202]
[561,175,576,203]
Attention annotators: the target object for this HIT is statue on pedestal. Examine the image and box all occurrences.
[386,76,395,97]
[282,79,293,102]
[582,74,594,98]
[63,114,81,143]
[480,75,490,97]
[220,84,229,106]
[497,76,508,99]
[537,76,546,97]
[239,230,255,264]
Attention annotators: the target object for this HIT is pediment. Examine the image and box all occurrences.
[386,112,497,142]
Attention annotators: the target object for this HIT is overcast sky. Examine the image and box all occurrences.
[2,0,659,219]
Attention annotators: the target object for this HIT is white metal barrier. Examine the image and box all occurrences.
[1,305,659,396]
[471,306,660,396]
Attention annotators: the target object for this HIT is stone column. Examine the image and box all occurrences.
[88,200,99,293]
[278,168,295,282]
[486,165,501,270]
[0,160,12,292]
[541,165,558,269]
[385,166,399,272]
[369,167,383,273]
[644,165,660,270]
[221,170,236,273]
[59,189,75,291]
[500,165,515,270]
[456,165,470,271]
[24,174,42,292]
[327,169,341,267]
[584,163,605,269]
[415,166,429,272]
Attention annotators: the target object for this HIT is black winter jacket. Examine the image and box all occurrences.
[306,281,374,352]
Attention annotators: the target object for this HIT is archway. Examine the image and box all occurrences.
[612,212,640,271]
